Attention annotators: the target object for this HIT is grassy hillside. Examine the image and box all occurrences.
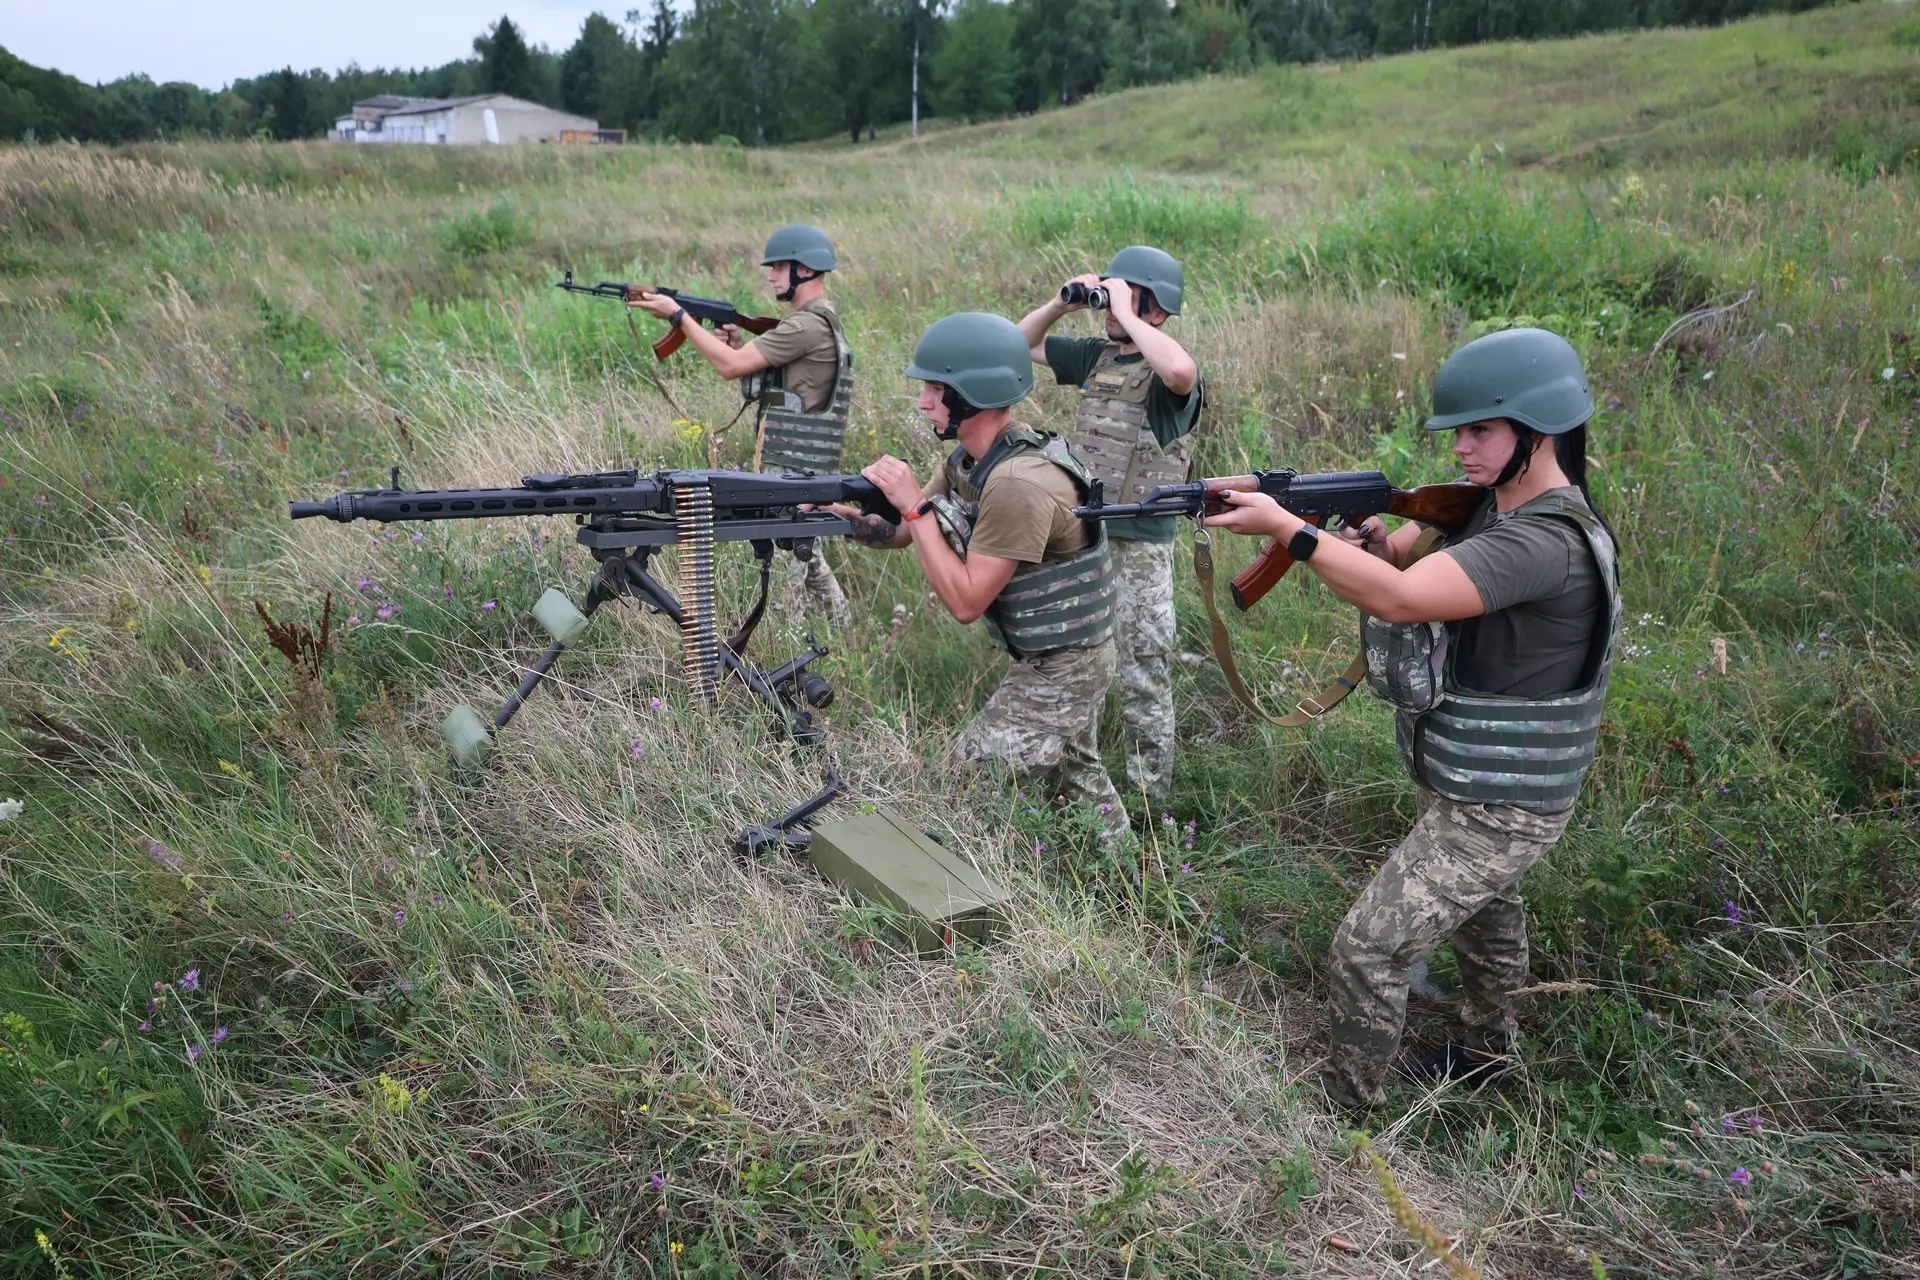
[2,4,1918,1278]
[855,0,1920,179]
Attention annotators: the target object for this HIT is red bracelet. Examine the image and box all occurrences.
[899,504,923,523]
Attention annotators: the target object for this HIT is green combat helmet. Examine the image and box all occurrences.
[761,224,837,272]
[905,312,1033,409]
[1424,327,1594,434]
[1105,245,1184,315]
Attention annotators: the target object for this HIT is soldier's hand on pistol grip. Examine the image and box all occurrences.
[718,323,746,348]
[1341,515,1392,559]
[1203,488,1289,537]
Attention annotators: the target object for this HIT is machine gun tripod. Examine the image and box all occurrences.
[441,533,837,768]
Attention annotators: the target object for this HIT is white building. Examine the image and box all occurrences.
[329,94,603,145]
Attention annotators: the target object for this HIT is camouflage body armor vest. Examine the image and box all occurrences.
[753,299,853,474]
[1397,491,1622,813]
[933,428,1115,658]
[1065,343,1197,517]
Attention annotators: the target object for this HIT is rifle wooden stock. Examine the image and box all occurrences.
[1227,481,1485,611]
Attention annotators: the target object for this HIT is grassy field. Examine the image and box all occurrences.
[3,3,1919,1277]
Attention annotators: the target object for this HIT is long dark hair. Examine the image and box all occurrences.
[1493,423,1615,545]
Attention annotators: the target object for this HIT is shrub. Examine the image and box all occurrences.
[1277,166,1711,330]
[436,198,531,258]
[1008,172,1261,261]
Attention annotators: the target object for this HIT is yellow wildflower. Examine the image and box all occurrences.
[376,1073,413,1115]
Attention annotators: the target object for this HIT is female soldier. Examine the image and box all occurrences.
[1205,328,1621,1112]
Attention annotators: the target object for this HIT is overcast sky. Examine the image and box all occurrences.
[3,1,617,90]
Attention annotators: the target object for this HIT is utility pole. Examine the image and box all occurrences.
[911,30,920,138]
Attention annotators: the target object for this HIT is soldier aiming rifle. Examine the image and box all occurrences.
[628,225,857,629]
[1202,328,1623,1113]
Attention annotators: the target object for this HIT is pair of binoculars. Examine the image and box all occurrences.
[1059,281,1111,310]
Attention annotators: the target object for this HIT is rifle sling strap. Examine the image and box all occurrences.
[1191,524,1445,728]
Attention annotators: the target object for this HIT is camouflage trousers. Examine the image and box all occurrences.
[782,547,852,631]
[1110,538,1177,810]
[950,639,1129,843]
[1324,789,1573,1110]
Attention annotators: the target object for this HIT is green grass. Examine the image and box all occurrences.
[2,3,1919,1277]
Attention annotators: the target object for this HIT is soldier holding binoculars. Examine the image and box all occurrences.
[1018,247,1203,816]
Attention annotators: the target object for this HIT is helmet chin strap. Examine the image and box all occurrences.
[1492,425,1540,487]
[936,384,983,441]
[775,262,815,303]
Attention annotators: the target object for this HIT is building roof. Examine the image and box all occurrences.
[380,94,509,118]
[353,94,422,112]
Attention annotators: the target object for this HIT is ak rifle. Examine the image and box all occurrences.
[1077,468,1486,726]
[556,269,780,360]
[1075,468,1484,610]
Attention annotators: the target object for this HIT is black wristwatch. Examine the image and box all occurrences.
[1288,523,1321,562]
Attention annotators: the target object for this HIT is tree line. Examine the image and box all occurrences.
[0,0,1840,148]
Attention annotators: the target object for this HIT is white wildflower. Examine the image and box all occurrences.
[1883,367,1898,381]
[0,798,22,822]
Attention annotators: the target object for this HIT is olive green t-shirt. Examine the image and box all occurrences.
[922,431,1090,565]
[1441,487,1608,697]
[749,298,841,413]
[1044,335,1202,543]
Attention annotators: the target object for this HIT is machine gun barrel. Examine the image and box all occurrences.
[290,468,900,528]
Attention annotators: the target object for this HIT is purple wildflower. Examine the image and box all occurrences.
[178,969,201,992]
[431,893,442,907]
[1572,1184,1586,1202]
[211,1027,228,1045]
[375,603,395,620]
[649,697,662,709]
[394,909,406,925]
[357,578,373,591]
[187,1044,203,1061]
[281,912,292,921]
[1180,863,1191,874]
[1728,1167,1752,1184]
[1724,900,1745,925]
[136,1020,150,1032]
[1722,1115,1736,1133]
[649,1173,665,1191]
[147,840,182,871]
[630,739,647,757]
[481,600,497,612]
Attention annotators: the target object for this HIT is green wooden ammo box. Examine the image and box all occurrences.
[806,808,1010,957]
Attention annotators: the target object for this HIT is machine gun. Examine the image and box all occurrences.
[291,467,899,765]
[1076,467,1486,727]
[555,270,780,360]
